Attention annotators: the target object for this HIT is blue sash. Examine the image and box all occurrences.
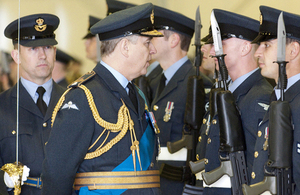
[79,113,156,194]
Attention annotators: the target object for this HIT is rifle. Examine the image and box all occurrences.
[189,69,223,174]
[201,10,248,195]
[165,6,206,186]
[242,12,293,195]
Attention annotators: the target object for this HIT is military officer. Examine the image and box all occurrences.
[41,3,163,195]
[134,59,163,104]
[249,6,300,194]
[83,15,101,63]
[149,5,213,195]
[190,29,217,191]
[0,13,65,194]
[200,29,215,81]
[52,49,75,88]
[201,9,273,195]
[106,0,136,16]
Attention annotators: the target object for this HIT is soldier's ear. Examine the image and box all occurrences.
[241,41,251,57]
[53,46,57,62]
[288,41,300,61]
[120,38,129,58]
[11,49,20,64]
[169,33,180,48]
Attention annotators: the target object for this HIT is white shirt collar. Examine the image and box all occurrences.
[20,77,53,105]
[164,56,188,85]
[101,60,129,91]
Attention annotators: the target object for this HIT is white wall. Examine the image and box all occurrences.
[0,0,299,74]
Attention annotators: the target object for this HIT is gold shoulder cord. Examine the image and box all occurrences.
[51,84,142,171]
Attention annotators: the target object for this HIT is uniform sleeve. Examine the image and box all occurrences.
[0,170,9,195]
[41,89,95,195]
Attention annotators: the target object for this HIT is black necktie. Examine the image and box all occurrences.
[36,87,47,116]
[127,82,138,112]
[157,73,166,97]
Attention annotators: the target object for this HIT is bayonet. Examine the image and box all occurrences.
[210,10,223,56]
[194,6,201,47]
[277,12,286,62]
[210,10,228,89]
[194,6,202,76]
[275,12,288,101]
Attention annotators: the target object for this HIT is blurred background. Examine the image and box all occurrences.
[0,0,299,75]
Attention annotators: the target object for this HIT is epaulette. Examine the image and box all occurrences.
[68,71,96,88]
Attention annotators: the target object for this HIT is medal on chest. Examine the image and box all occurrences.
[145,110,160,134]
[263,127,269,151]
[163,101,174,122]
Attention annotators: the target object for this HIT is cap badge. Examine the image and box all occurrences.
[150,10,154,24]
[34,18,47,32]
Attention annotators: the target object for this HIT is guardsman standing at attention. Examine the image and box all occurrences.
[106,0,136,16]
[247,6,300,194]
[201,9,272,195]
[52,49,75,88]
[41,3,163,195]
[0,14,65,194]
[149,5,213,195]
[199,28,216,80]
[83,15,102,63]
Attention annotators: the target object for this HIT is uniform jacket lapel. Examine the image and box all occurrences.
[285,79,300,103]
[44,81,66,121]
[94,63,144,116]
[232,69,262,102]
[12,80,66,120]
[152,60,192,105]
[259,80,300,128]
[11,82,42,117]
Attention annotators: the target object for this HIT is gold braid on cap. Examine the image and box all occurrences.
[51,84,136,160]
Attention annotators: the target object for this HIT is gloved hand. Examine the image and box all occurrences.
[4,165,30,188]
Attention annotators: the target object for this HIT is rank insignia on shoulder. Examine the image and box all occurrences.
[62,101,79,110]
[163,101,174,122]
[68,71,96,88]
[258,102,269,111]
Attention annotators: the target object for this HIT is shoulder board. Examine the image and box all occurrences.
[68,71,96,88]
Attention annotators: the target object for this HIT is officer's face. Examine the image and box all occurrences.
[150,30,170,70]
[11,45,56,85]
[255,39,279,80]
[210,38,242,73]
[201,43,215,72]
[84,36,98,63]
[128,36,156,80]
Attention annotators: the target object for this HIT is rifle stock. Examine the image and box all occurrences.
[242,176,276,195]
[202,91,248,194]
[268,101,293,195]
[167,134,193,154]
[189,159,205,174]
[202,160,233,185]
